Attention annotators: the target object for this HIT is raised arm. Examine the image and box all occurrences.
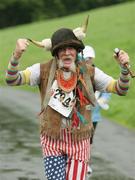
[107,50,130,95]
[6,39,30,85]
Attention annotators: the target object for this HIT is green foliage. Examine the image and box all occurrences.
[0,0,44,28]
[0,1,135,129]
[0,0,134,28]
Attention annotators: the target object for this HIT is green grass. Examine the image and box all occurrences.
[0,1,135,130]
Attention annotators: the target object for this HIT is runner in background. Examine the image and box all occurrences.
[79,45,111,176]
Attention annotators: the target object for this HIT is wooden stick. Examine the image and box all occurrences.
[114,48,135,78]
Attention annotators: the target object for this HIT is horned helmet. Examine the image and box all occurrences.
[28,15,89,56]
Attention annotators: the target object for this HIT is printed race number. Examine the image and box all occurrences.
[48,80,75,117]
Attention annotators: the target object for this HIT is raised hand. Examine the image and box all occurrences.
[114,48,130,67]
[13,38,29,60]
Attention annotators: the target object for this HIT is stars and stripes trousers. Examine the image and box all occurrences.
[40,129,91,180]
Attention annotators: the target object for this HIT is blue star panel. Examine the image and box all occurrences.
[44,155,67,180]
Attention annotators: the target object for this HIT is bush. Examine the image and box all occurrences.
[0,0,134,28]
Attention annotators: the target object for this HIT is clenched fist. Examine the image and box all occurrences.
[13,38,29,60]
[114,49,130,67]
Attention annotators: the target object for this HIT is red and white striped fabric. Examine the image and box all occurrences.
[66,159,88,180]
[40,129,90,162]
[40,129,91,179]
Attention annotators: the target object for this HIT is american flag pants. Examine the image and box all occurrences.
[40,129,91,180]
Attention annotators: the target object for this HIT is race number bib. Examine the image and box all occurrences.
[48,80,75,117]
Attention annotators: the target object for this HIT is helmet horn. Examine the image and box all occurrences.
[82,15,89,33]
[27,38,44,48]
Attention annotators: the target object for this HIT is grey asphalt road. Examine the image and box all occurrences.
[0,86,135,180]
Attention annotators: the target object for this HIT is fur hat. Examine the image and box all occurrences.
[28,15,89,56]
[51,28,84,56]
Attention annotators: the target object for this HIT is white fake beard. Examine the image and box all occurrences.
[58,59,76,72]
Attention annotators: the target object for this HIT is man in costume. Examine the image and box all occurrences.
[6,18,130,179]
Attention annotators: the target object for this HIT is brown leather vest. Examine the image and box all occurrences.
[38,59,95,141]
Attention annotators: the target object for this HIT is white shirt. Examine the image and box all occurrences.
[26,63,113,92]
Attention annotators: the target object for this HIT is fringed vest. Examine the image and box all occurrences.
[38,59,96,141]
